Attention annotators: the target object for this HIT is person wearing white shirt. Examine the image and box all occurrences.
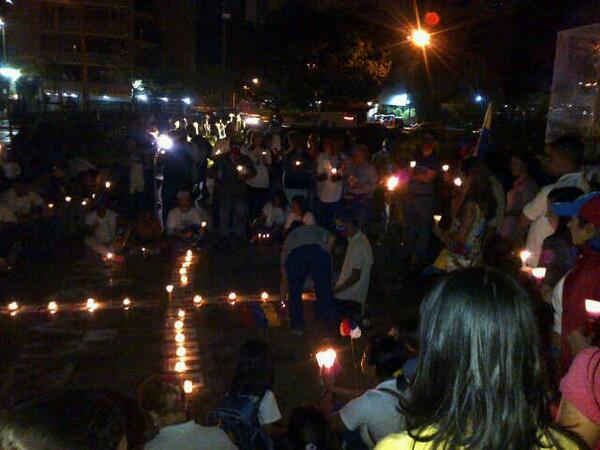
[322,335,410,447]
[85,203,118,257]
[334,210,374,319]
[140,376,238,450]
[166,191,209,238]
[520,136,589,266]
[284,196,315,230]
[315,135,345,231]
[0,183,45,221]
[242,132,272,220]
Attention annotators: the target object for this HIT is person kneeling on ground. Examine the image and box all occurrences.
[85,199,122,261]
[322,334,410,449]
[139,376,237,450]
[166,190,210,246]
[333,210,374,324]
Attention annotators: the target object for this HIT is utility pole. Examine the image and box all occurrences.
[76,0,89,111]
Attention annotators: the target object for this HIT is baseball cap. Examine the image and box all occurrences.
[552,191,600,226]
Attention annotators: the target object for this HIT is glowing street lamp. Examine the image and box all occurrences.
[410,29,431,48]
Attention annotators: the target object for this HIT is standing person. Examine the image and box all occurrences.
[403,133,439,267]
[333,210,374,322]
[343,145,378,229]
[242,132,272,220]
[500,151,539,244]
[140,376,237,450]
[280,223,337,335]
[520,135,589,267]
[282,131,314,204]
[549,192,600,373]
[126,137,146,219]
[161,133,193,223]
[376,267,582,450]
[315,135,344,232]
[212,143,256,245]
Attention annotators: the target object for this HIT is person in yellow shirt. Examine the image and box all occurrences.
[376,267,584,450]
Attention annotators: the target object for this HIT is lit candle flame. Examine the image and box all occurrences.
[316,349,337,369]
[105,181,111,189]
[442,164,450,172]
[183,380,193,394]
[386,175,400,191]
[81,200,87,206]
[179,267,187,276]
[105,252,114,260]
[86,298,97,312]
[8,301,19,312]
[176,347,187,357]
[410,160,416,168]
[166,285,174,293]
[201,221,207,228]
[433,215,442,224]
[228,292,237,305]
[175,333,185,343]
[532,267,547,280]
[174,320,184,330]
[48,203,54,209]
[585,299,600,317]
[236,165,244,172]
[65,196,72,202]
[175,360,187,373]
[519,250,531,266]
[193,295,203,306]
[177,309,185,318]
[47,301,58,313]
[261,291,269,302]
[330,168,338,176]
[180,275,188,285]
[453,177,463,187]
[122,298,131,308]
[294,160,302,167]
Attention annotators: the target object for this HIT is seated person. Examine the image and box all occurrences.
[166,190,210,243]
[139,376,237,450]
[388,319,419,382]
[85,200,120,260]
[130,207,167,253]
[284,195,315,230]
[333,210,374,323]
[253,191,287,240]
[0,180,46,223]
[322,334,410,448]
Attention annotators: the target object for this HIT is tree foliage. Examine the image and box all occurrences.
[258,4,391,108]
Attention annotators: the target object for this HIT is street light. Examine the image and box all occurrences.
[410,29,431,48]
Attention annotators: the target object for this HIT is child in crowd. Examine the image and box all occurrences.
[85,199,122,261]
[322,334,410,448]
[139,376,237,450]
[284,195,315,231]
[252,191,287,241]
[209,339,283,449]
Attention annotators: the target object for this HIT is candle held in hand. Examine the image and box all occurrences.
[316,348,337,369]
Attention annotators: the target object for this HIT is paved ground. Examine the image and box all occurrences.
[0,235,423,424]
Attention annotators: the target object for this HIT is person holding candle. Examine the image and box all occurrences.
[165,190,210,246]
[342,144,378,230]
[212,143,256,246]
[322,334,410,448]
[84,198,122,261]
[402,133,439,267]
[315,135,345,232]
[140,376,237,450]
[549,191,600,373]
[520,136,589,267]
[375,267,582,450]
[283,131,314,205]
[242,131,272,221]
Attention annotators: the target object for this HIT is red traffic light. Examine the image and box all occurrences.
[424,11,440,27]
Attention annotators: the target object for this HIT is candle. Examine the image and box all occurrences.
[105,252,114,261]
[261,291,269,302]
[201,221,208,228]
[177,309,185,318]
[433,215,442,224]
[386,175,400,191]
[236,165,244,172]
[180,275,188,286]
[316,348,337,369]
[409,160,417,168]
[65,196,72,202]
[193,295,203,306]
[141,247,146,255]
[185,254,192,263]
[175,360,187,373]
[442,164,450,172]
[294,160,302,167]
[228,292,237,305]
[166,285,174,301]
[519,250,531,267]
[8,301,19,313]
[186,250,193,258]
[175,333,185,343]
[183,380,193,394]
[265,233,270,239]
[176,347,187,358]
[179,267,187,276]
[48,203,54,209]
[330,168,338,176]
[453,177,463,187]
[174,320,184,330]
[122,298,131,309]
[47,301,58,313]
[81,200,88,206]
[531,267,547,280]
[86,298,97,312]
[105,181,112,189]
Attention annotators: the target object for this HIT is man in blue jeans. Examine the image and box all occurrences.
[280,222,337,335]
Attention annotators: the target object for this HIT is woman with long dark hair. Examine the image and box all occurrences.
[376,267,583,449]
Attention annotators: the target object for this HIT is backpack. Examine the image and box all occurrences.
[207,392,270,450]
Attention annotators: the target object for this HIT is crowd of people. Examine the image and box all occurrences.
[1,113,600,449]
